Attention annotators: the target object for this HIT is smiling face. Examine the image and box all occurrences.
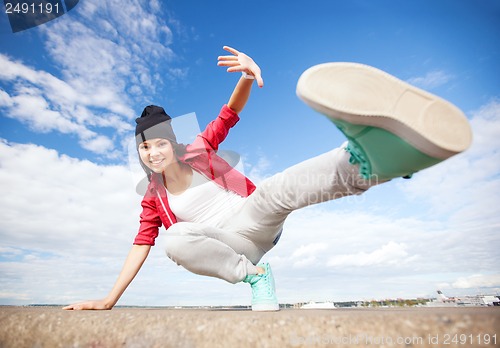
[138,138,176,174]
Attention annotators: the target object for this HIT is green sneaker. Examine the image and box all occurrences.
[243,263,279,311]
[296,62,472,180]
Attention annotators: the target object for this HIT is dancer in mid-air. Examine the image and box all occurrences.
[64,46,471,311]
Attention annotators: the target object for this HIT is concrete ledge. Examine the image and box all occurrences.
[0,306,498,347]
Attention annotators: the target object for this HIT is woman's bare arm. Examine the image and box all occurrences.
[218,46,263,114]
[63,244,151,310]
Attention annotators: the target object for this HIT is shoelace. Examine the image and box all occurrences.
[253,273,273,297]
[346,142,371,179]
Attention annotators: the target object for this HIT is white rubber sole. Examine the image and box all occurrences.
[296,63,472,159]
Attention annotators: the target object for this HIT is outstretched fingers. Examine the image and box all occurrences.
[217,45,240,65]
[217,45,264,87]
[222,45,239,55]
[62,299,111,310]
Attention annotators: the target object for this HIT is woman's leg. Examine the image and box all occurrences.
[163,222,264,284]
[223,144,379,251]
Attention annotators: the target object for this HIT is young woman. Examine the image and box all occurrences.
[64,46,472,311]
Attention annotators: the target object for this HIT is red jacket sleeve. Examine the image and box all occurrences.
[133,194,162,246]
[186,104,240,154]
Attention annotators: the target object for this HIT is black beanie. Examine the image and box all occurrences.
[135,105,177,147]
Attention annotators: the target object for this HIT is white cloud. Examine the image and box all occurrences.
[0,140,248,306]
[1,98,499,306]
[290,242,329,268]
[0,140,140,253]
[397,98,500,226]
[451,274,500,289]
[0,246,23,255]
[0,53,128,158]
[0,0,182,159]
[80,134,116,156]
[245,152,272,184]
[327,241,410,267]
[260,99,500,302]
[0,140,153,304]
[48,0,175,98]
[0,89,12,106]
[0,292,31,301]
[406,70,454,89]
[292,243,329,258]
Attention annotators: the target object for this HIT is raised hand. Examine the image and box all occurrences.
[217,46,264,88]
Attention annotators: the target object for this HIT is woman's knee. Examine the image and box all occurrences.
[166,222,201,237]
[163,234,184,264]
[163,223,200,263]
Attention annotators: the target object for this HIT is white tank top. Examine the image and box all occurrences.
[166,171,245,226]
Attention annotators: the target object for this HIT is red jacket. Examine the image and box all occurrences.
[133,105,256,246]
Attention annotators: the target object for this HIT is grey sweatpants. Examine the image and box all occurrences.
[163,145,378,283]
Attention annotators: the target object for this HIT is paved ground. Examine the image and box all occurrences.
[0,306,498,347]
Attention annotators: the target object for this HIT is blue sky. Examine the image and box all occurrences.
[0,0,499,306]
